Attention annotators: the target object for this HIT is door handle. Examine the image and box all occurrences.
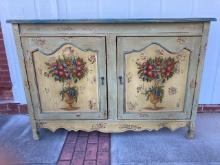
[119,76,123,85]
[101,77,105,85]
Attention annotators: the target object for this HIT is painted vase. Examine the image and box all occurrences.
[149,92,160,109]
[64,93,75,110]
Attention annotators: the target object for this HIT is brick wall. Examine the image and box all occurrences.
[0,26,13,100]
[0,25,28,114]
[0,103,28,114]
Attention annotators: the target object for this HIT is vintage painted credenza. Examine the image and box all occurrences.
[8,18,215,140]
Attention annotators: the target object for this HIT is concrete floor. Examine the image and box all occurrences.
[0,115,67,165]
[111,113,220,165]
[1,113,220,165]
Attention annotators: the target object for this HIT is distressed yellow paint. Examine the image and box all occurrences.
[33,44,99,112]
[11,21,212,140]
[125,44,190,112]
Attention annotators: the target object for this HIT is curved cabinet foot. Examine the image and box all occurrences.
[186,122,195,139]
[32,129,40,140]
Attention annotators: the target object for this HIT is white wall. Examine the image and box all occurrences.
[0,0,220,104]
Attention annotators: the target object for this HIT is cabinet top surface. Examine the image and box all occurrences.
[7,18,216,24]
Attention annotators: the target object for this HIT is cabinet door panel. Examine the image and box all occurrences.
[21,37,107,120]
[117,37,201,120]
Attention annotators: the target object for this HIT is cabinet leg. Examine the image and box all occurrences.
[32,128,40,140]
[186,122,195,139]
[31,120,40,140]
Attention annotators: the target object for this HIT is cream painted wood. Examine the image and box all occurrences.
[12,24,40,140]
[10,20,212,140]
[38,120,189,133]
[21,37,107,120]
[117,36,201,120]
[19,23,204,36]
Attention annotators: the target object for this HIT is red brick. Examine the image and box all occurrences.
[71,151,85,165]
[0,64,8,70]
[0,59,7,64]
[88,135,98,144]
[0,50,5,54]
[84,160,96,165]
[97,152,110,165]
[0,54,6,58]
[203,104,220,112]
[7,103,19,111]
[90,131,99,136]
[66,131,78,143]
[0,71,10,77]
[19,104,28,114]
[0,47,5,52]
[0,39,4,45]
[60,143,75,160]
[85,143,98,160]
[75,136,88,151]
[0,104,7,111]
[0,74,10,81]
[99,133,109,137]
[2,109,19,115]
[197,105,203,113]
[0,89,13,100]
[79,131,89,137]
[0,64,9,71]
[98,136,110,152]
[0,81,12,88]
[57,160,71,165]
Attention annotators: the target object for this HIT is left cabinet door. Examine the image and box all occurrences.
[21,36,107,120]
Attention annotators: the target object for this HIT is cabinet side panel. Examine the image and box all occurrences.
[191,22,210,121]
[12,24,39,132]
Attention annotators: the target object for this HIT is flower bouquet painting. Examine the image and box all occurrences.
[137,57,178,109]
[44,47,87,110]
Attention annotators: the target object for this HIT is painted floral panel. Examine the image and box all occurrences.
[125,44,190,112]
[33,44,99,112]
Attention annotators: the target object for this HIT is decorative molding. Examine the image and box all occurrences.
[31,42,98,57]
[124,42,191,56]
[38,120,189,133]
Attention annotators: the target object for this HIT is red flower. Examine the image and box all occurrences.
[77,72,81,77]
[165,72,170,77]
[147,71,153,77]
[148,65,153,70]
[59,71,64,77]
[77,66,82,71]
[65,73,70,78]
[54,70,59,75]
[166,66,172,72]
[58,65,64,70]
[77,61,81,66]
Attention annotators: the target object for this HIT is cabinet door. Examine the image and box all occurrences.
[117,37,201,120]
[21,37,107,120]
